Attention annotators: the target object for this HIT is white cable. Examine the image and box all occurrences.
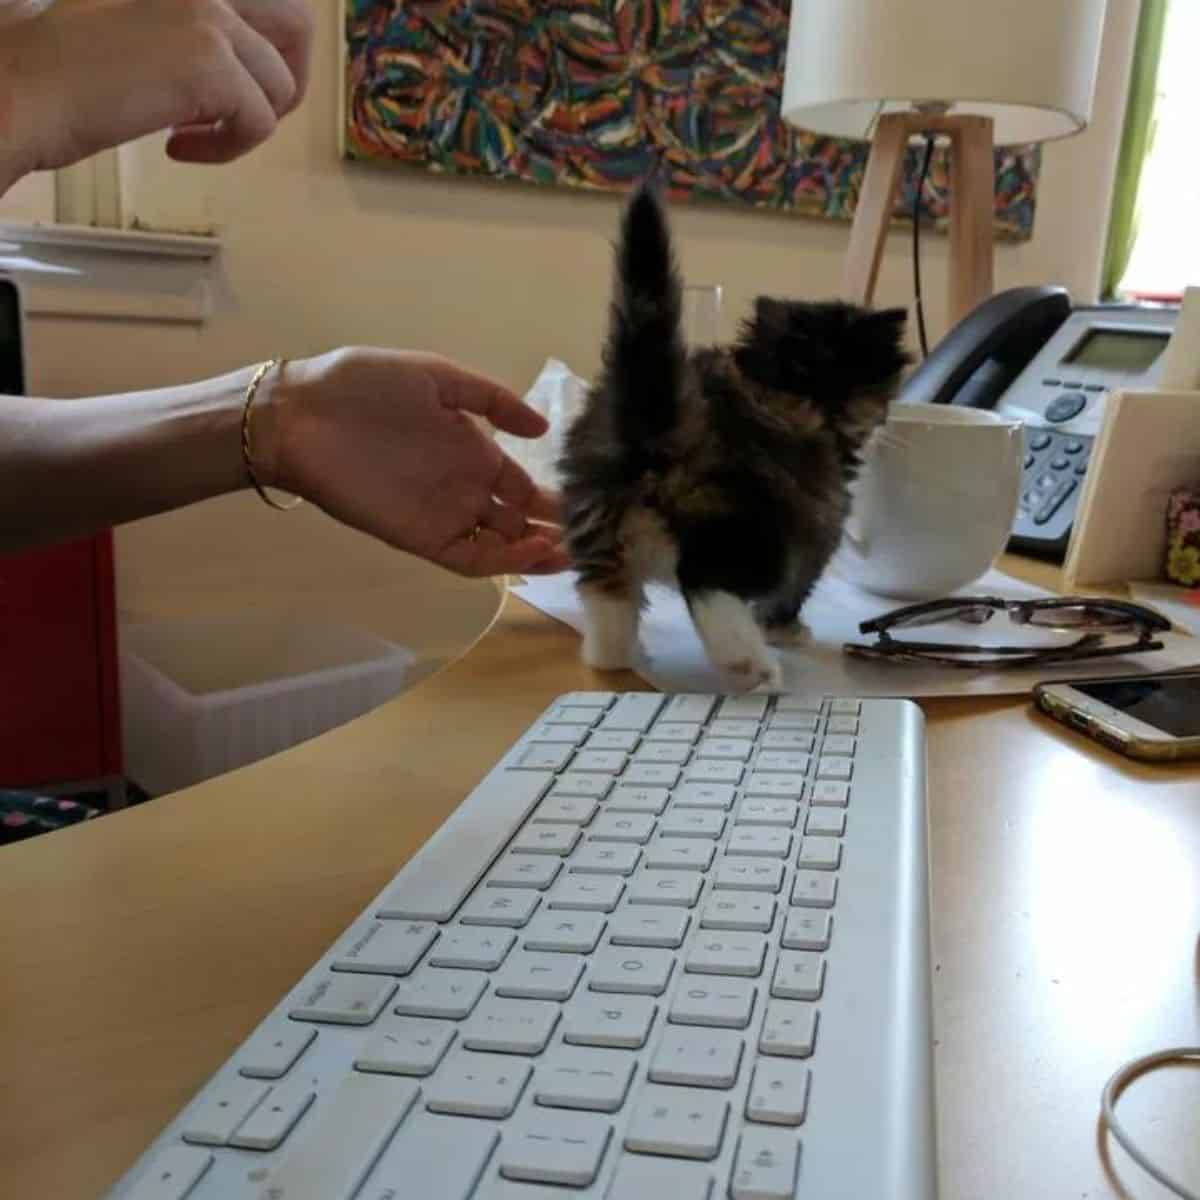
[1100,1046,1200,1200]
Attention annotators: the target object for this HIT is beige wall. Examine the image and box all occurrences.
[21,0,1138,611]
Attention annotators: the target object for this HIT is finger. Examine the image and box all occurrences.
[166,55,278,163]
[229,17,298,117]
[480,498,528,541]
[491,457,564,527]
[431,360,549,437]
[234,0,315,113]
[440,530,568,578]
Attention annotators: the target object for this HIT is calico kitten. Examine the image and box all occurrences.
[558,183,910,690]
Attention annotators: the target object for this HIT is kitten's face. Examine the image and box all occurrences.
[732,298,910,449]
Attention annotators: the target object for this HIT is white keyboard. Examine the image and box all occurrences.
[107,692,936,1200]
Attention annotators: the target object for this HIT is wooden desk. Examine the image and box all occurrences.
[2,566,1199,1199]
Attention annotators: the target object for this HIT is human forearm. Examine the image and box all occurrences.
[0,365,275,553]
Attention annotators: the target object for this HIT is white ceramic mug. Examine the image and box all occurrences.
[838,403,1024,599]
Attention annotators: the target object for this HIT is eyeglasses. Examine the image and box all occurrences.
[844,596,1170,668]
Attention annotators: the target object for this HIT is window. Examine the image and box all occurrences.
[1114,0,1197,299]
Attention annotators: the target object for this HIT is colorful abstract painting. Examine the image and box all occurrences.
[343,1,1039,240]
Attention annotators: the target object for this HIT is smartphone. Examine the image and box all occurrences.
[1034,671,1200,762]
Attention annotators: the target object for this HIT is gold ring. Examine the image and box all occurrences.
[469,522,483,543]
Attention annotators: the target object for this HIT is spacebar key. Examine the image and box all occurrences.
[378,770,554,921]
[258,1073,419,1200]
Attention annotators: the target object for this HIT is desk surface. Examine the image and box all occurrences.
[3,559,1199,1200]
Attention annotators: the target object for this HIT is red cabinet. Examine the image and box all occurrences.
[0,532,122,790]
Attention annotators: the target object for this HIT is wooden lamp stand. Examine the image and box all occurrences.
[841,112,996,327]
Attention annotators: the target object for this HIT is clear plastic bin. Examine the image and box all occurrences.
[119,616,415,796]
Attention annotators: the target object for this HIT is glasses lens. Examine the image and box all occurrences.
[890,603,997,630]
[1026,603,1141,631]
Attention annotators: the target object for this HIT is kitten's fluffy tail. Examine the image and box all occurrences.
[605,183,685,447]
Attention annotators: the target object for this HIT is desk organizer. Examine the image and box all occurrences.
[119,617,415,796]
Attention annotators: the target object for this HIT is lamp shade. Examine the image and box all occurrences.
[782,0,1107,147]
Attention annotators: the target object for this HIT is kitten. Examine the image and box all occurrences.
[558,183,910,691]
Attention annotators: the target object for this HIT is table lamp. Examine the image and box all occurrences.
[781,0,1107,327]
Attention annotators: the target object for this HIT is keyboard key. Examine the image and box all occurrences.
[726,828,792,858]
[650,1027,744,1088]
[562,993,658,1048]
[531,795,598,824]
[635,742,691,765]
[429,928,515,971]
[534,1046,637,1112]
[714,858,784,893]
[627,869,704,907]
[829,698,861,714]
[758,999,818,1058]
[700,895,775,933]
[624,1085,728,1160]
[804,808,846,836]
[822,734,857,755]
[572,749,629,773]
[486,855,562,890]
[181,1076,270,1145]
[494,950,584,1000]
[826,715,858,735]
[527,722,590,745]
[354,1016,456,1076]
[817,755,853,780]
[790,870,837,908]
[558,692,617,709]
[662,694,716,722]
[511,826,581,856]
[708,719,760,739]
[686,760,743,785]
[126,1146,213,1200]
[589,946,675,995]
[730,1128,800,1199]
[768,712,819,730]
[548,875,625,912]
[393,968,488,1019]
[735,799,799,828]
[499,1110,613,1186]
[742,773,804,799]
[745,1060,810,1126]
[263,1072,420,1199]
[685,932,768,977]
[797,836,842,870]
[671,782,736,810]
[718,696,767,720]
[754,750,811,772]
[623,763,682,788]
[669,978,757,1029]
[289,973,395,1026]
[781,909,832,951]
[425,1052,532,1118]
[810,780,849,807]
[696,737,754,761]
[568,843,642,875]
[238,1022,316,1080]
[607,1154,714,1199]
[514,744,574,771]
[645,721,703,742]
[771,951,825,1000]
[601,694,665,731]
[522,911,607,953]
[548,773,612,800]
[229,1078,316,1150]
[459,888,541,927]
[587,729,640,752]
[659,810,726,839]
[545,704,604,724]
[774,695,822,712]
[358,1113,497,1200]
[461,996,560,1052]
[761,731,812,751]
[333,921,438,976]
[644,838,716,871]
[606,786,670,815]
[589,813,656,844]
[608,907,691,948]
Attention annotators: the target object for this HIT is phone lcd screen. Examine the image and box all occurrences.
[1075,674,1200,737]
[1061,327,1168,373]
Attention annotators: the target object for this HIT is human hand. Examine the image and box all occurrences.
[262,348,570,578]
[4,0,313,175]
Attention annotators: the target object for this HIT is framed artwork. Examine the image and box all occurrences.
[343,1,1039,240]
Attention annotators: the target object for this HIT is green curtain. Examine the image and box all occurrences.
[1101,0,1170,297]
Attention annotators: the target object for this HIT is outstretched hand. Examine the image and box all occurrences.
[266,348,570,578]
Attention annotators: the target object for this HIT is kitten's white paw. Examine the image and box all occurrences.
[688,591,781,693]
[766,619,814,647]
[579,584,640,672]
[722,654,783,693]
[581,634,636,671]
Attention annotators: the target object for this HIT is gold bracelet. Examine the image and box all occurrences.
[240,358,303,512]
